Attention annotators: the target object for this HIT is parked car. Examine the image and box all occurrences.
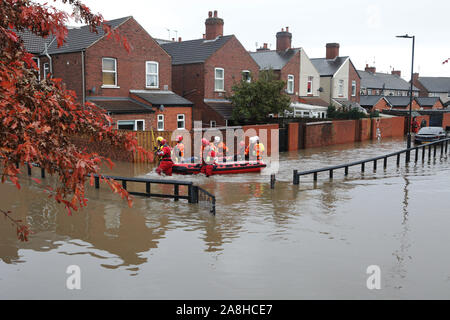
[414,126,447,145]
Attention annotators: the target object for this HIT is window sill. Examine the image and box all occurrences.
[101,85,120,89]
[214,90,226,93]
[146,86,159,89]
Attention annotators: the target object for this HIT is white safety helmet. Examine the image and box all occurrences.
[214,136,221,144]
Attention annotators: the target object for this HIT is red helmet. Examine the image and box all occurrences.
[201,138,208,146]
[239,141,245,147]
[177,135,183,143]
[161,138,167,145]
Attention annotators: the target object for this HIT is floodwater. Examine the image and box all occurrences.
[1,137,450,299]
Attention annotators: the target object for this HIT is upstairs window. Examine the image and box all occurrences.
[338,79,344,97]
[32,57,40,80]
[146,61,159,88]
[177,114,185,129]
[307,76,313,94]
[215,68,224,91]
[43,63,50,79]
[157,114,164,131]
[242,70,251,83]
[287,75,294,94]
[102,57,117,86]
[351,80,356,96]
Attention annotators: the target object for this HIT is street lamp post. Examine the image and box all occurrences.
[396,34,415,163]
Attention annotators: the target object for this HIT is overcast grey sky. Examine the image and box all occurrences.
[44,0,450,78]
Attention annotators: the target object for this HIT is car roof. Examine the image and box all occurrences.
[418,126,445,133]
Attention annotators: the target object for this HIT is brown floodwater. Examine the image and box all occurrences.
[1,137,450,299]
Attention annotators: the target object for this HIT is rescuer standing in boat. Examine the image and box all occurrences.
[214,136,229,160]
[173,135,185,163]
[200,138,216,177]
[236,140,246,161]
[156,138,173,176]
[253,137,265,161]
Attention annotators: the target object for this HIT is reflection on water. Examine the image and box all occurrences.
[1,137,450,299]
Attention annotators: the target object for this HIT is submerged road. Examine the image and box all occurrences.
[1,137,450,299]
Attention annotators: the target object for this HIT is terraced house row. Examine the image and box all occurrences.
[17,10,450,132]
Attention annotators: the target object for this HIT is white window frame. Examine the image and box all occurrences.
[146,61,159,89]
[102,57,118,87]
[338,79,344,97]
[177,114,185,129]
[351,80,356,97]
[214,68,225,91]
[307,76,313,94]
[287,74,294,94]
[210,120,216,128]
[43,62,50,79]
[117,119,145,131]
[242,70,251,83]
[447,92,450,98]
[32,57,40,80]
[157,114,164,131]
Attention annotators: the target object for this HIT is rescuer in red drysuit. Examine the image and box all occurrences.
[200,138,216,177]
[156,139,173,176]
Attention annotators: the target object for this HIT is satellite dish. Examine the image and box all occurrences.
[159,105,165,112]
[318,87,323,92]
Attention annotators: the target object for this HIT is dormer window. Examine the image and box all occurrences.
[146,61,159,88]
[102,57,117,87]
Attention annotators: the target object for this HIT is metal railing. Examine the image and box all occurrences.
[18,162,216,214]
[293,137,450,185]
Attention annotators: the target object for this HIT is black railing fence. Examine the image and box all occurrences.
[292,137,450,185]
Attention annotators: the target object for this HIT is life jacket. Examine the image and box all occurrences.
[175,142,184,157]
[158,144,172,161]
[217,142,228,155]
[253,143,265,160]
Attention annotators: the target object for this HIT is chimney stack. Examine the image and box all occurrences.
[257,43,270,52]
[391,70,401,77]
[178,37,182,42]
[205,10,224,40]
[326,43,340,60]
[413,72,419,82]
[276,27,292,52]
[365,64,376,73]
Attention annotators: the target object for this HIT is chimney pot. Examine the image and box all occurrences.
[264,43,268,49]
[208,11,212,17]
[286,26,289,32]
[172,37,175,41]
[178,37,182,42]
[205,10,224,40]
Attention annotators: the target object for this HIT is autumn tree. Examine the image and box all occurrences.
[228,69,292,123]
[0,0,150,240]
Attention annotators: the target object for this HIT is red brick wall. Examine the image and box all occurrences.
[304,117,406,148]
[372,117,405,139]
[443,113,450,129]
[348,62,360,103]
[280,51,300,102]
[204,36,260,100]
[154,107,193,132]
[288,122,299,151]
[85,17,172,98]
[40,53,84,101]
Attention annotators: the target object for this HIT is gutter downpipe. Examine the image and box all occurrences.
[44,42,53,74]
[82,50,86,107]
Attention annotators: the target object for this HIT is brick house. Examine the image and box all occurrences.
[17,16,193,132]
[412,74,450,105]
[160,10,260,127]
[415,97,445,110]
[250,28,327,118]
[385,96,420,111]
[310,43,361,108]
[358,66,419,97]
[359,96,392,112]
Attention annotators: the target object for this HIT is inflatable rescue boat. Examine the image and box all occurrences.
[172,161,266,175]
